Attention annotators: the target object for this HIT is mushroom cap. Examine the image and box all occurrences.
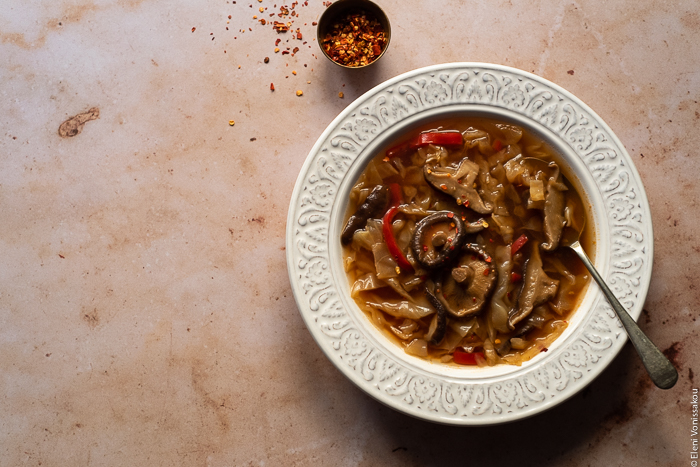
[410,211,467,271]
[436,249,497,318]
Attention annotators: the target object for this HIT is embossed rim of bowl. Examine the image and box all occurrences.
[286,63,653,425]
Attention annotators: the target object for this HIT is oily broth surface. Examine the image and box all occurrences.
[342,117,592,366]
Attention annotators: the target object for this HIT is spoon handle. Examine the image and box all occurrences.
[568,241,678,389]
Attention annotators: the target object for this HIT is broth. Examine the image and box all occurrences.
[341,117,592,366]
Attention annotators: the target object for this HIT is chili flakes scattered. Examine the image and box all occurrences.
[322,10,387,67]
[273,21,289,32]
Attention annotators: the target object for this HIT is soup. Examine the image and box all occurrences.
[341,118,592,366]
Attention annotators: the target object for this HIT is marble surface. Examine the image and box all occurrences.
[1,0,698,465]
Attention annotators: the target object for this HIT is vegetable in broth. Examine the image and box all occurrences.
[341,118,592,366]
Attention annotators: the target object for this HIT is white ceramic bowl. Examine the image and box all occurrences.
[286,63,652,425]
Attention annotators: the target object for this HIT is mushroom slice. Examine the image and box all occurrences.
[424,287,447,346]
[341,185,389,245]
[508,245,559,328]
[411,211,468,271]
[423,158,493,214]
[542,163,568,251]
[436,248,497,318]
[495,339,512,357]
[464,218,490,234]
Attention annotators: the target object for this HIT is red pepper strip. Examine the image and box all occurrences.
[492,139,503,151]
[453,349,483,365]
[386,131,463,158]
[382,184,414,273]
[511,234,528,255]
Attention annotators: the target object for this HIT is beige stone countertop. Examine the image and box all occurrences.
[2,0,699,465]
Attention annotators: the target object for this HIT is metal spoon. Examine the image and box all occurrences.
[560,225,678,389]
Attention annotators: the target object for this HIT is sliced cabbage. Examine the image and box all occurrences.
[405,338,429,357]
[350,273,384,298]
[366,299,434,320]
[530,179,545,201]
[495,123,523,144]
[390,319,418,340]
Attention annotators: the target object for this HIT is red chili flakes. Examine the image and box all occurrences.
[297,31,303,39]
[321,10,387,67]
[312,21,317,26]
[483,268,490,276]
[541,348,549,353]
[191,27,196,32]
[447,212,454,218]
[423,245,428,252]
[270,83,275,91]
[274,21,289,32]
[292,46,299,53]
[275,38,281,45]
[282,50,290,55]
